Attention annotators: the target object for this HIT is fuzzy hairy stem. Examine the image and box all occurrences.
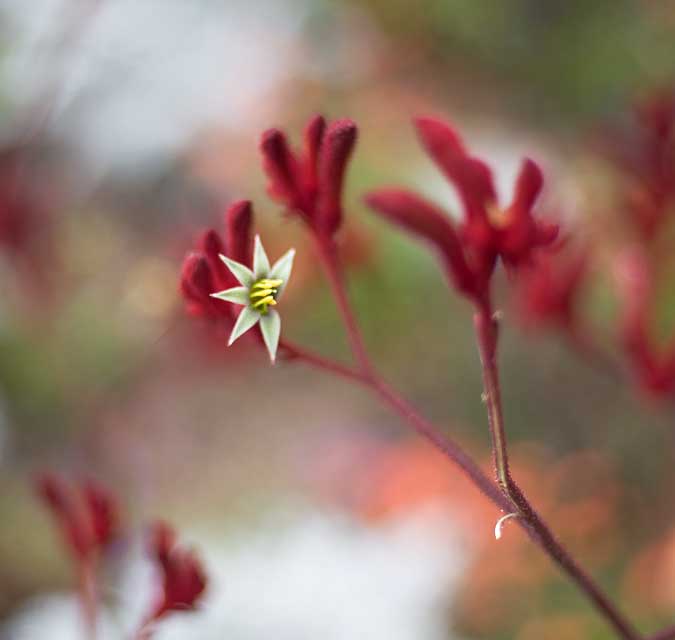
[647,626,675,640]
[474,302,639,640]
[307,233,640,640]
[314,235,374,377]
[279,339,510,509]
[280,340,369,384]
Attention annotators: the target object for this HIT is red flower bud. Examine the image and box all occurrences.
[82,480,119,549]
[225,199,253,268]
[199,229,231,290]
[180,252,217,316]
[301,115,326,197]
[147,521,207,621]
[36,473,119,561]
[260,129,302,212]
[315,119,357,236]
[259,116,356,236]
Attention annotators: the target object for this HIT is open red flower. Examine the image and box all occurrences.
[145,521,207,623]
[366,116,558,301]
[260,115,357,237]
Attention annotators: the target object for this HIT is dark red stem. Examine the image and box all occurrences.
[313,234,374,377]
[647,626,675,640]
[473,300,639,640]
[306,233,640,640]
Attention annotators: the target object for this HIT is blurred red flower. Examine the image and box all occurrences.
[514,245,587,331]
[35,472,119,562]
[180,199,253,324]
[261,115,357,237]
[145,521,207,622]
[366,116,559,301]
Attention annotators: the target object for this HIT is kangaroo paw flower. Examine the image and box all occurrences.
[211,235,295,363]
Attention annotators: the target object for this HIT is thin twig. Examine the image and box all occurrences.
[313,235,374,377]
[280,340,368,384]
[647,625,675,640]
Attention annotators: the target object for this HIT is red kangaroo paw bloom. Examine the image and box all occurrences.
[315,119,357,236]
[36,473,119,561]
[260,115,357,237]
[225,199,253,268]
[179,199,254,323]
[514,245,587,330]
[614,247,675,396]
[145,521,207,622]
[367,116,558,301]
[598,89,675,240]
[261,130,303,213]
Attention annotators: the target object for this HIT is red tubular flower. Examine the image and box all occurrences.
[514,246,587,330]
[145,521,207,622]
[366,116,558,302]
[36,473,119,561]
[0,148,39,255]
[363,189,476,295]
[260,115,357,237]
[82,480,119,549]
[225,199,253,267]
[614,247,675,395]
[598,89,675,240]
[179,199,253,324]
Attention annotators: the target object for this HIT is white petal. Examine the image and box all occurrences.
[219,254,254,287]
[253,235,270,279]
[259,309,281,363]
[228,306,260,346]
[268,248,295,300]
[210,286,250,305]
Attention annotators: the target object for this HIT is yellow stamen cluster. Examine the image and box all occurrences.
[250,278,283,314]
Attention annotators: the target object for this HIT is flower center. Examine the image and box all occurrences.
[250,278,283,314]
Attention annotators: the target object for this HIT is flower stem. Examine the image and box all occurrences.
[473,301,639,640]
[78,558,97,640]
[647,625,675,640]
[279,341,509,509]
[314,235,373,377]
[280,340,369,384]
[305,234,639,640]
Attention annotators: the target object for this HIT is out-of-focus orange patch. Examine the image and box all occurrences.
[517,613,591,640]
[311,435,625,636]
[623,528,675,613]
[354,441,498,537]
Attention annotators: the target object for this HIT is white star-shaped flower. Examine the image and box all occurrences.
[210,235,295,363]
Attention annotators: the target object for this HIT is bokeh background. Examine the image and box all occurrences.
[2,1,675,639]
